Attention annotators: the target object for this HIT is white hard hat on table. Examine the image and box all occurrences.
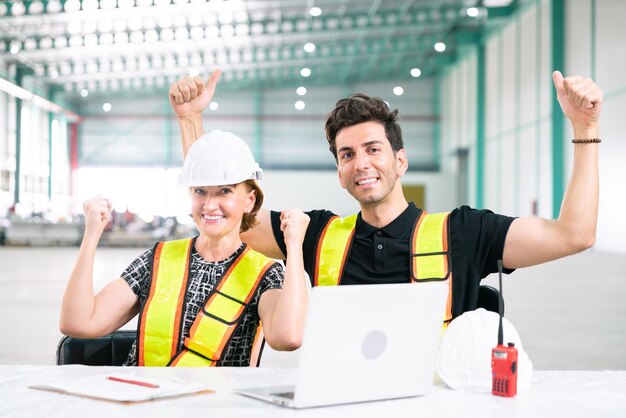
[436,308,533,393]
[179,129,263,187]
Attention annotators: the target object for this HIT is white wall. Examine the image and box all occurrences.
[442,0,553,218]
[0,90,14,213]
[566,0,626,254]
[441,0,626,254]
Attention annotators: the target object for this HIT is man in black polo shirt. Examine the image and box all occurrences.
[169,70,602,320]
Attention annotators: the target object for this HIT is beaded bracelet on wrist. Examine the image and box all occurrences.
[571,138,601,144]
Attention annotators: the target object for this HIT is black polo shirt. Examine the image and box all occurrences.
[270,202,515,318]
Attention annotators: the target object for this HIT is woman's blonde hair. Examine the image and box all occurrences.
[240,179,264,233]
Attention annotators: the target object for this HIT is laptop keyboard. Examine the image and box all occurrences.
[271,391,295,399]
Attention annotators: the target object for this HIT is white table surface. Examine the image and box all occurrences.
[1,365,625,418]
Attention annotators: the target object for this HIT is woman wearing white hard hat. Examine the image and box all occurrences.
[60,130,310,367]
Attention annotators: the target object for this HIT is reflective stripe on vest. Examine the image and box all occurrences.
[138,238,192,367]
[315,211,453,323]
[169,247,273,367]
[314,214,358,286]
[138,240,272,367]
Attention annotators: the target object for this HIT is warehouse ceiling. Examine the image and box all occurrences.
[0,0,518,100]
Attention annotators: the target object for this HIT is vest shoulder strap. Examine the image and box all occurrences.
[138,238,194,367]
[410,211,451,281]
[314,214,358,286]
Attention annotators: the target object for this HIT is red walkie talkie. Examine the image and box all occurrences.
[491,260,518,397]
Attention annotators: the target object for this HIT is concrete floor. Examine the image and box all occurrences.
[0,246,624,370]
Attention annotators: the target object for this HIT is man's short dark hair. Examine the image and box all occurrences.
[324,93,404,161]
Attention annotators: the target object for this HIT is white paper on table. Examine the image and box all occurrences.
[29,372,214,403]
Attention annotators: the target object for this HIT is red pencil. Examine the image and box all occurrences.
[106,375,159,388]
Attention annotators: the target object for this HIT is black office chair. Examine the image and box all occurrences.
[477,284,504,315]
[56,330,135,366]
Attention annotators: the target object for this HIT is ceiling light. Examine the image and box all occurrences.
[236,23,249,36]
[46,1,62,13]
[103,103,112,112]
[300,68,311,77]
[130,31,144,43]
[113,20,127,32]
[161,28,175,41]
[10,43,20,54]
[219,12,234,25]
[13,3,27,15]
[175,28,189,40]
[145,30,159,42]
[28,0,44,13]
[483,0,513,6]
[410,68,422,78]
[40,37,53,48]
[114,32,129,44]
[128,18,143,31]
[209,102,219,111]
[54,37,67,48]
[295,100,305,110]
[221,24,235,37]
[190,27,204,39]
[83,34,97,46]
[296,87,307,96]
[173,16,187,29]
[206,25,220,38]
[80,89,89,98]
[310,7,322,17]
[434,42,446,52]
[467,7,479,17]
[304,42,316,53]
[393,86,404,96]
[158,17,172,28]
[141,18,157,30]
[64,0,80,12]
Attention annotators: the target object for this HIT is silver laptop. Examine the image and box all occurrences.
[237,282,448,408]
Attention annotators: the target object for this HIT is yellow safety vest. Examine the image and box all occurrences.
[138,238,273,367]
[314,211,453,324]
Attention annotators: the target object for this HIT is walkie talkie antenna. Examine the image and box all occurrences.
[497,260,504,346]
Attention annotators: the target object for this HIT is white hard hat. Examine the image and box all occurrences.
[436,308,533,393]
[179,129,263,187]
